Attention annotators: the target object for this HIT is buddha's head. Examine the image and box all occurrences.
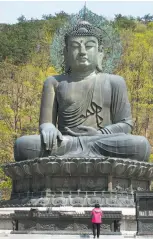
[64,21,104,73]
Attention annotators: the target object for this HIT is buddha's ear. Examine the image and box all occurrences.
[97,46,104,72]
[63,46,70,73]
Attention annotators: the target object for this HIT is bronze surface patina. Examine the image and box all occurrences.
[14,21,150,162]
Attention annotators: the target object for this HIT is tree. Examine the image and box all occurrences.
[42,14,53,20]
[0,60,57,199]
[141,14,153,24]
[115,24,153,145]
[0,13,69,65]
[17,15,27,23]
[113,14,136,30]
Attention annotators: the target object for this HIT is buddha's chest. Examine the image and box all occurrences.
[56,76,112,112]
[57,81,92,106]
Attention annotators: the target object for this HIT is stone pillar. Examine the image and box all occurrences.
[136,201,140,234]
[108,175,112,192]
[149,180,152,191]
[128,179,133,192]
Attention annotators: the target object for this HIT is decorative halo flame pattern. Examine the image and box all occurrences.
[50,7,122,74]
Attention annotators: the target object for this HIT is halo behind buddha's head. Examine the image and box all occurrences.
[64,21,103,52]
[50,7,122,74]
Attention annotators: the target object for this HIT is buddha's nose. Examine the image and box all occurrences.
[80,45,86,55]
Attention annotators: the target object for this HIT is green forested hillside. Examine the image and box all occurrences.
[1,12,153,199]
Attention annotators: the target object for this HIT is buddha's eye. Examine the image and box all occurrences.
[85,42,96,48]
[85,45,93,49]
[71,42,80,48]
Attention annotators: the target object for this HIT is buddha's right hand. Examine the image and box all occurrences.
[39,123,63,151]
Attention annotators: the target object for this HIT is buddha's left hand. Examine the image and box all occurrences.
[65,126,99,136]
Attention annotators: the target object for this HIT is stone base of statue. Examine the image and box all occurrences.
[1,157,153,207]
[1,156,153,207]
[0,156,153,235]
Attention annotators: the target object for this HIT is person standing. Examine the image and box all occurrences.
[91,204,103,238]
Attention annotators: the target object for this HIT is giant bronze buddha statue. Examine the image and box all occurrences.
[14,21,151,162]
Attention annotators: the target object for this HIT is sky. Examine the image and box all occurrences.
[0,1,153,24]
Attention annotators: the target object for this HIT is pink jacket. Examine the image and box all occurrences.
[91,208,103,223]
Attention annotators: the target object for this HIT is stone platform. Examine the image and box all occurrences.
[2,157,153,207]
[1,157,153,236]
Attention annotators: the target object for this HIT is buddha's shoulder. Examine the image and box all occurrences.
[98,73,126,87]
[43,74,67,87]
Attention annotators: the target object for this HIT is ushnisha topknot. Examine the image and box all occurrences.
[64,21,103,49]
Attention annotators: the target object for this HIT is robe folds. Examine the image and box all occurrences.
[14,73,151,162]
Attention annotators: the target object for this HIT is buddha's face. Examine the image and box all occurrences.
[67,36,99,72]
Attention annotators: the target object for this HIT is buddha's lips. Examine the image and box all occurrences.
[79,57,88,62]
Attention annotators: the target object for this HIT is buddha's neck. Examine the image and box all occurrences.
[69,70,97,81]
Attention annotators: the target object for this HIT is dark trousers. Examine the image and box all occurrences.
[92,223,101,238]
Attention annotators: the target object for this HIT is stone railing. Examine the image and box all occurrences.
[10,209,122,234]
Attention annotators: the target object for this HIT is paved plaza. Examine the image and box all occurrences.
[0,233,152,239]
[0,235,131,239]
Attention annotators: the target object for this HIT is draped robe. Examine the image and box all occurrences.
[56,73,133,134]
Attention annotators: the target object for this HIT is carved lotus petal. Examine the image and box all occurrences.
[137,166,147,177]
[39,157,50,164]
[114,163,127,176]
[126,165,137,176]
[79,162,94,175]
[134,162,141,171]
[38,157,50,174]
[107,158,116,164]
[46,162,60,175]
[32,163,43,176]
[147,167,153,179]
[62,162,77,175]
[13,165,24,177]
[23,164,32,177]
[97,162,111,174]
